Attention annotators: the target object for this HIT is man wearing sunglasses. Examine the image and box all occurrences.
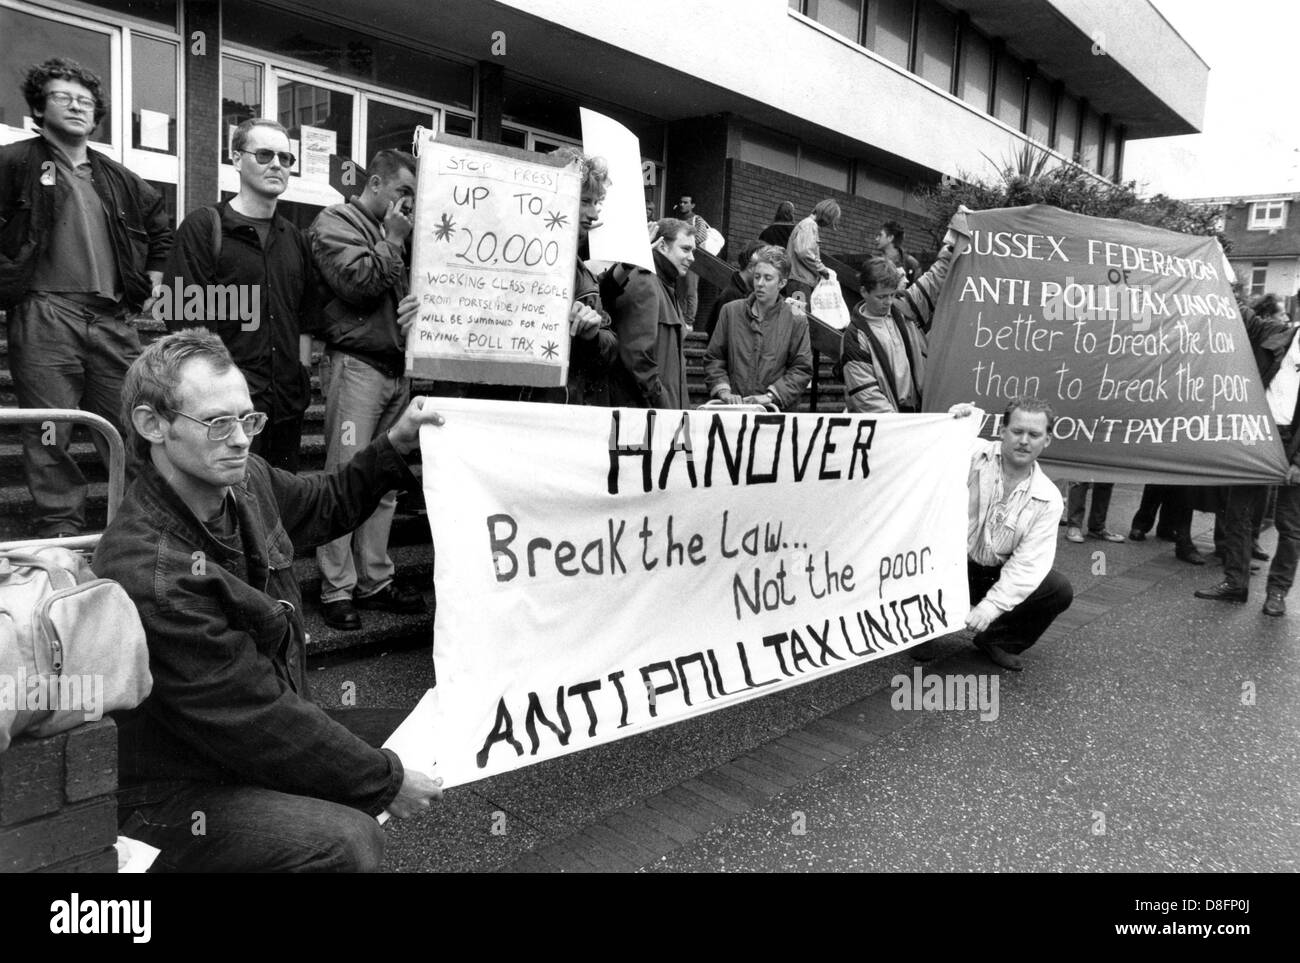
[162,117,323,472]
[93,329,447,872]
[0,57,173,539]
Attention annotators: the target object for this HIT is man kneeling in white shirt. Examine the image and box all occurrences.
[940,396,1074,671]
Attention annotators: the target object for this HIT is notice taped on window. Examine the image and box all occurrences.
[407,132,581,386]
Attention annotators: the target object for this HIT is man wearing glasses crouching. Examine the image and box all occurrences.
[93,329,445,872]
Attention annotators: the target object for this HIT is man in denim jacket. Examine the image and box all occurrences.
[93,330,444,872]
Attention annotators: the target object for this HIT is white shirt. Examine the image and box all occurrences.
[1266,327,1300,426]
[966,439,1063,622]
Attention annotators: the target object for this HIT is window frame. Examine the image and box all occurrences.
[2,0,182,202]
[1248,200,1288,231]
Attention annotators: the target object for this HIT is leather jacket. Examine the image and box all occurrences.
[0,135,172,310]
[92,435,416,813]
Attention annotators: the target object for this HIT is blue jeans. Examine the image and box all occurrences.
[118,782,385,872]
[316,351,409,602]
[7,293,141,536]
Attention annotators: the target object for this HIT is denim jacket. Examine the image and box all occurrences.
[92,434,416,814]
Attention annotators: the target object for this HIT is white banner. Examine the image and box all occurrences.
[418,399,978,787]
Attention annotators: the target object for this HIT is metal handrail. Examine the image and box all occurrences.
[0,408,126,553]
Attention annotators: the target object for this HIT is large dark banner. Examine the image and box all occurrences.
[923,205,1288,485]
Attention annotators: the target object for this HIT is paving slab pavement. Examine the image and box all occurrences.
[307,486,1299,872]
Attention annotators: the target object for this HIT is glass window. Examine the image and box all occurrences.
[801,146,851,192]
[277,77,353,184]
[1079,105,1102,172]
[994,52,1025,128]
[0,6,113,144]
[1250,262,1267,297]
[813,0,863,43]
[739,127,799,178]
[1054,91,1079,160]
[223,0,474,109]
[366,98,433,159]
[502,78,582,141]
[222,57,263,164]
[866,0,914,68]
[131,34,177,153]
[958,27,991,112]
[145,178,177,229]
[915,0,956,92]
[1249,201,1287,230]
[1025,75,1052,144]
[1099,122,1117,180]
[444,113,474,137]
[88,0,177,29]
[1105,126,1123,181]
[500,127,528,149]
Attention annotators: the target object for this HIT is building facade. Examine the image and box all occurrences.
[1187,193,1300,309]
[3,0,1206,260]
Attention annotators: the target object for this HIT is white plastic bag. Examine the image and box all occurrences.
[808,276,851,331]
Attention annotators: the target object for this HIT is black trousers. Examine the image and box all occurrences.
[1131,484,1195,551]
[968,560,1073,654]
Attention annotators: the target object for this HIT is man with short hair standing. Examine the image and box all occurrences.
[606,218,695,409]
[952,398,1074,671]
[308,149,423,631]
[163,118,320,472]
[675,194,710,327]
[0,57,172,538]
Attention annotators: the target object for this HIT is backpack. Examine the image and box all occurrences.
[0,548,152,752]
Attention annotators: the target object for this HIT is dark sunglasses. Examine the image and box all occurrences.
[237,148,296,168]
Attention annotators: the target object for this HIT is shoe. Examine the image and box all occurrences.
[322,599,362,631]
[1193,581,1247,603]
[973,636,1023,671]
[1263,591,1286,617]
[1175,547,1207,566]
[1156,529,1177,542]
[1066,526,1085,543]
[1129,528,1147,541]
[1088,528,1125,543]
[354,582,427,615]
[1252,545,1271,562]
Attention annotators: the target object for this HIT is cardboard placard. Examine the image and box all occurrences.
[407,133,581,386]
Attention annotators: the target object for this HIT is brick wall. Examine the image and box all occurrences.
[0,720,119,872]
[182,1,222,212]
[724,160,936,272]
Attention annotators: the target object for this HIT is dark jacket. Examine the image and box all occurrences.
[92,435,416,814]
[1250,314,1300,465]
[162,201,322,422]
[758,221,794,249]
[704,294,812,409]
[565,257,618,405]
[704,268,751,338]
[308,198,407,377]
[840,244,952,413]
[604,248,690,409]
[0,135,172,310]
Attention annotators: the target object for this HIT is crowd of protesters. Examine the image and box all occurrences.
[4,55,1300,872]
